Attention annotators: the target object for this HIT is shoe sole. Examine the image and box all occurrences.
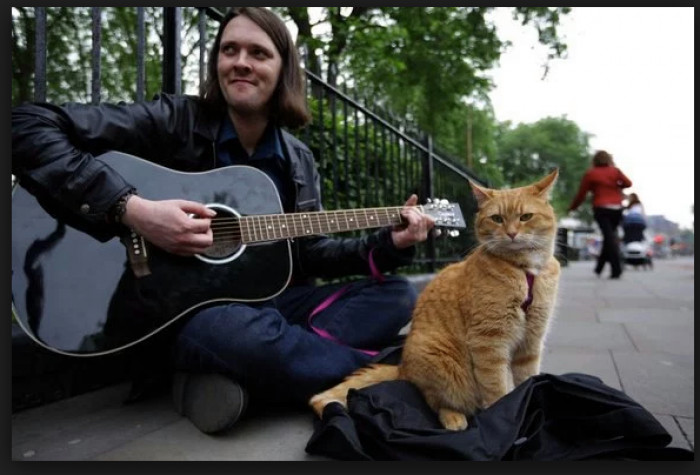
[173,373,247,434]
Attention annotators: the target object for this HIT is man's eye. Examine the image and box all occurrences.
[520,213,533,221]
[490,215,503,224]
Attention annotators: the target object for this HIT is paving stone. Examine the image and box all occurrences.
[653,414,693,451]
[676,417,694,450]
[623,322,694,356]
[598,308,694,325]
[546,320,635,351]
[612,351,694,418]
[541,348,621,390]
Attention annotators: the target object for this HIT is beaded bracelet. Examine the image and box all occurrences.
[111,190,138,224]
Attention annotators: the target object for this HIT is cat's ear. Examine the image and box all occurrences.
[468,180,494,207]
[531,168,559,200]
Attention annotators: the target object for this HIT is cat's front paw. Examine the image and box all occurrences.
[438,408,468,431]
[309,392,347,419]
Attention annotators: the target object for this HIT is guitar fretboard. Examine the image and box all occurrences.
[238,207,410,243]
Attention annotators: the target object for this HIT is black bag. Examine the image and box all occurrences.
[305,372,694,460]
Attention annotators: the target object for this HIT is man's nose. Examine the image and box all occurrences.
[233,51,251,71]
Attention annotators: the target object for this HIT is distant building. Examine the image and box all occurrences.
[647,215,680,237]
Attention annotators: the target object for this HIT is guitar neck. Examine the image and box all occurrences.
[238,206,413,243]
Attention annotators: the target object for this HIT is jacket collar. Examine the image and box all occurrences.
[194,101,308,187]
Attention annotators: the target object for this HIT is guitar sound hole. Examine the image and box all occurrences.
[195,203,246,265]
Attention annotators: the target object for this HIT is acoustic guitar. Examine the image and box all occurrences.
[12,151,465,357]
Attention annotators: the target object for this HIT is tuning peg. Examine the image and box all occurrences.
[432,228,443,238]
[448,230,460,238]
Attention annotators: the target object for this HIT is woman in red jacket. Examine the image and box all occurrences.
[569,150,632,279]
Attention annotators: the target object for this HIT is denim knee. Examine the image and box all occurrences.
[380,275,418,326]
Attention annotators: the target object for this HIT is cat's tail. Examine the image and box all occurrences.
[309,364,399,418]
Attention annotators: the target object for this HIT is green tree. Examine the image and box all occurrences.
[11,7,215,106]
[493,116,592,219]
[275,7,570,168]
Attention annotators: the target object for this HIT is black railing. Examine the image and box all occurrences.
[18,6,486,272]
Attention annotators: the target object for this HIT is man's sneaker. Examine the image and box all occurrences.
[172,372,248,434]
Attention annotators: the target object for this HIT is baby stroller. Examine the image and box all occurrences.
[621,215,652,270]
[621,239,653,270]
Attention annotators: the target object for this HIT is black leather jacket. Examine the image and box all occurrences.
[12,93,414,283]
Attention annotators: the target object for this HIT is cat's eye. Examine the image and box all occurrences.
[490,215,504,223]
[520,213,534,221]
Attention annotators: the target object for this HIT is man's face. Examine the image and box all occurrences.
[217,15,282,117]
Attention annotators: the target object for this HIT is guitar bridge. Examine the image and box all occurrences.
[121,229,151,277]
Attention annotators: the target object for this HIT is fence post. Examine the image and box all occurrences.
[162,7,182,94]
[33,7,47,102]
[556,227,569,267]
[422,134,436,273]
[90,7,102,105]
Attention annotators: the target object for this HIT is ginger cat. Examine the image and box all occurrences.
[309,169,561,431]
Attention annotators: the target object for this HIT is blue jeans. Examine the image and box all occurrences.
[173,275,415,403]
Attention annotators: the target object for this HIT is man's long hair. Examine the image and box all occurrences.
[200,7,311,129]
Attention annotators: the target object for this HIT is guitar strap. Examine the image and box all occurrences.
[307,249,384,357]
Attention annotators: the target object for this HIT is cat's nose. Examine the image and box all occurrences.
[507,232,517,240]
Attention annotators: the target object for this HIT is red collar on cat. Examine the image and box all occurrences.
[521,271,535,312]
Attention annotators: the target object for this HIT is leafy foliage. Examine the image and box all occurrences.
[276,7,571,174]
[493,117,592,219]
[11,7,216,105]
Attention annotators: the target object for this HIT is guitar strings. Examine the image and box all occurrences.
[210,215,404,242]
[206,207,411,227]
[207,205,415,225]
[206,206,413,243]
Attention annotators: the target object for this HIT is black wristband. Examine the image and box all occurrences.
[111,189,137,224]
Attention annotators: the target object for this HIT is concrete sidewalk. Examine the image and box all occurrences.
[11,257,694,460]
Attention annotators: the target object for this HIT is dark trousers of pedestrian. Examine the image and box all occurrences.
[172,275,415,406]
[593,207,624,278]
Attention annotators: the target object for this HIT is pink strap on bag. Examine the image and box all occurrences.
[307,249,384,357]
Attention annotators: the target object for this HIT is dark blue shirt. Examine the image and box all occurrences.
[217,117,292,211]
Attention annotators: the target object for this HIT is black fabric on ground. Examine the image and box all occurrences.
[305,372,694,461]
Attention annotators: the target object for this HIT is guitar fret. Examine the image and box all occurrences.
[268,215,275,240]
[240,216,249,243]
[263,215,270,241]
[349,210,356,229]
[291,214,298,238]
[310,213,316,235]
[253,216,263,241]
[366,209,376,227]
[277,215,288,239]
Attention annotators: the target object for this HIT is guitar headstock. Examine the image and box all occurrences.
[421,199,466,237]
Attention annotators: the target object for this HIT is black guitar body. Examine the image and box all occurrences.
[12,152,291,356]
